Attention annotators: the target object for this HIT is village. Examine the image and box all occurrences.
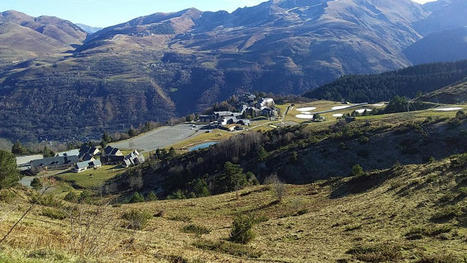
[18,144,145,175]
[197,94,279,131]
[15,94,279,177]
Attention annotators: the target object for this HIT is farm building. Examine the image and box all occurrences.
[74,159,102,173]
[30,155,79,172]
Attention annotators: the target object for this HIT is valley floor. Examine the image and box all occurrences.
[0,155,465,262]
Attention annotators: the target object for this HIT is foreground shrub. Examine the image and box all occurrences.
[346,243,402,262]
[415,253,462,263]
[41,208,67,220]
[30,194,63,208]
[28,249,65,260]
[129,192,145,203]
[64,191,78,202]
[181,224,211,236]
[193,240,262,258]
[146,191,158,201]
[30,178,43,190]
[431,206,462,222]
[122,209,152,230]
[167,215,191,222]
[405,225,452,240]
[0,190,15,203]
[229,215,255,244]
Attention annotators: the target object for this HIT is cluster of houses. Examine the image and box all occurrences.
[26,145,144,174]
[198,94,279,131]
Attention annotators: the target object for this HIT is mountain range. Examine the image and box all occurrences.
[0,0,466,142]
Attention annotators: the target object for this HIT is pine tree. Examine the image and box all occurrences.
[0,150,19,189]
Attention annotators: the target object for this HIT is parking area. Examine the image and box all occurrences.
[110,124,204,152]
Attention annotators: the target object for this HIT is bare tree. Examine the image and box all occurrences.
[264,174,286,203]
[67,202,118,259]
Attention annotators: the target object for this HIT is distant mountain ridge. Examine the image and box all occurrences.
[0,10,86,63]
[0,0,466,142]
[77,23,102,34]
[404,27,467,64]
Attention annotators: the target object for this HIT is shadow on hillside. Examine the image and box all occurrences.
[241,200,280,214]
[329,169,395,199]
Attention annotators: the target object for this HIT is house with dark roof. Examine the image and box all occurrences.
[79,145,100,161]
[30,156,79,172]
[101,146,124,164]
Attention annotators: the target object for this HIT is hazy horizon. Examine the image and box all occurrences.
[1,0,437,28]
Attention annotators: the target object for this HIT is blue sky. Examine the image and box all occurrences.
[0,0,434,28]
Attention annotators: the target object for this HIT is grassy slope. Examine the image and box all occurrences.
[0,154,465,262]
[418,81,467,104]
[54,165,125,190]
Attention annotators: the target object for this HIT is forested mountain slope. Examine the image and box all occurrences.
[304,60,467,103]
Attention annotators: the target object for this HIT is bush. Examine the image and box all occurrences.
[450,153,467,168]
[415,254,462,263]
[27,249,65,260]
[122,209,152,230]
[246,172,259,185]
[64,191,78,202]
[41,208,67,220]
[229,215,256,244]
[30,194,63,208]
[30,178,42,190]
[346,243,402,262]
[0,190,16,203]
[78,190,93,204]
[351,164,364,177]
[129,192,145,203]
[181,224,211,236]
[146,191,158,201]
[193,240,262,258]
[191,179,210,198]
[405,225,452,240]
[431,206,462,222]
[167,189,186,200]
[455,110,465,119]
[167,215,191,222]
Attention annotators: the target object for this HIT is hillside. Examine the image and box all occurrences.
[0,0,466,143]
[303,60,467,103]
[404,27,467,65]
[417,81,467,104]
[105,108,467,198]
[0,153,465,262]
[0,10,86,65]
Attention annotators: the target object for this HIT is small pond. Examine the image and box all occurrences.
[189,142,218,151]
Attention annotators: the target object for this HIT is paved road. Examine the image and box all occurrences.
[110,124,204,152]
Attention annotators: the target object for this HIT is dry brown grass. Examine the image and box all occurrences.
[0,156,466,262]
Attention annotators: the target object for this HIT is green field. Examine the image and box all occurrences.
[54,165,125,190]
